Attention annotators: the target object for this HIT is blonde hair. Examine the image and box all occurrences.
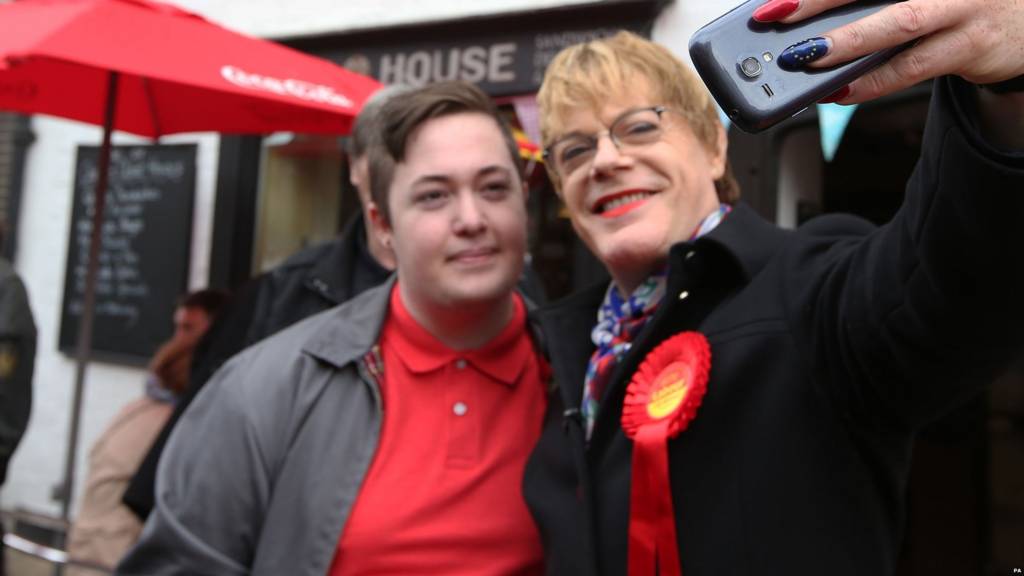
[538,31,739,203]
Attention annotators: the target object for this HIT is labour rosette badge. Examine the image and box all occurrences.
[621,331,710,576]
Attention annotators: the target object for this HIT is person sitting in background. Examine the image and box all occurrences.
[65,289,226,574]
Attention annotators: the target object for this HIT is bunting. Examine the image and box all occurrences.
[816,103,859,162]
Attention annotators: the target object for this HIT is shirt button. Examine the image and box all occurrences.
[453,402,468,416]
[679,290,690,300]
[454,359,467,369]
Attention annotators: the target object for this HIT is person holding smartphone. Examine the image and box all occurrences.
[522,1,1024,573]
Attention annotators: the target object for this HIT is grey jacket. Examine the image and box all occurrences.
[0,257,35,485]
[117,279,395,575]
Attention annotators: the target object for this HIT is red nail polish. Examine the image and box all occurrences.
[753,0,800,22]
[818,85,851,104]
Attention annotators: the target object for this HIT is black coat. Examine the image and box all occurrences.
[523,77,1024,576]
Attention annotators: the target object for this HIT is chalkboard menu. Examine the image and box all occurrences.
[59,144,196,364]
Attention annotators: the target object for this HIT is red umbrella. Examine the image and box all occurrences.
[0,0,381,524]
[0,0,380,136]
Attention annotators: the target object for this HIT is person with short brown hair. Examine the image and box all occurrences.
[118,81,548,575]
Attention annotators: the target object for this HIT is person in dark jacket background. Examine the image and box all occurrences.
[523,3,1024,574]
[0,220,35,576]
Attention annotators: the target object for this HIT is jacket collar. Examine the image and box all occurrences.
[386,287,531,387]
[302,274,540,374]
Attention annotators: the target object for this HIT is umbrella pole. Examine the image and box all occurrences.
[58,71,120,526]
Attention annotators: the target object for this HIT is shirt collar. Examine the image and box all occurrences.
[386,284,531,387]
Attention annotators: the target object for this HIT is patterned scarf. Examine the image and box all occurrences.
[580,204,731,439]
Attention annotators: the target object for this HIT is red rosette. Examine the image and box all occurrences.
[623,331,711,440]
[621,331,711,576]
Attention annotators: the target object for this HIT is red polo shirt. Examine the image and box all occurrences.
[329,285,547,575]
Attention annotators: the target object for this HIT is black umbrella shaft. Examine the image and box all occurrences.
[60,71,120,523]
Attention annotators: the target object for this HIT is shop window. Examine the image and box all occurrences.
[252,134,355,273]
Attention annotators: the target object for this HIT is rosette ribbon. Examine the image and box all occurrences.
[621,331,711,576]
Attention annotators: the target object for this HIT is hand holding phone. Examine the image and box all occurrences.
[689,0,904,133]
[691,0,1024,133]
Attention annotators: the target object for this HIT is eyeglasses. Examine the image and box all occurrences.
[543,106,670,179]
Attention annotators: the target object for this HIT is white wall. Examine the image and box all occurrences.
[0,117,219,517]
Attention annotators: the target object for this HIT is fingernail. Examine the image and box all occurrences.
[778,37,832,71]
[752,0,800,22]
[818,85,851,104]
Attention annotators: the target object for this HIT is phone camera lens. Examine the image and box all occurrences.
[740,56,762,78]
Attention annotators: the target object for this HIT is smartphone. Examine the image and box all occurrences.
[689,0,906,133]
